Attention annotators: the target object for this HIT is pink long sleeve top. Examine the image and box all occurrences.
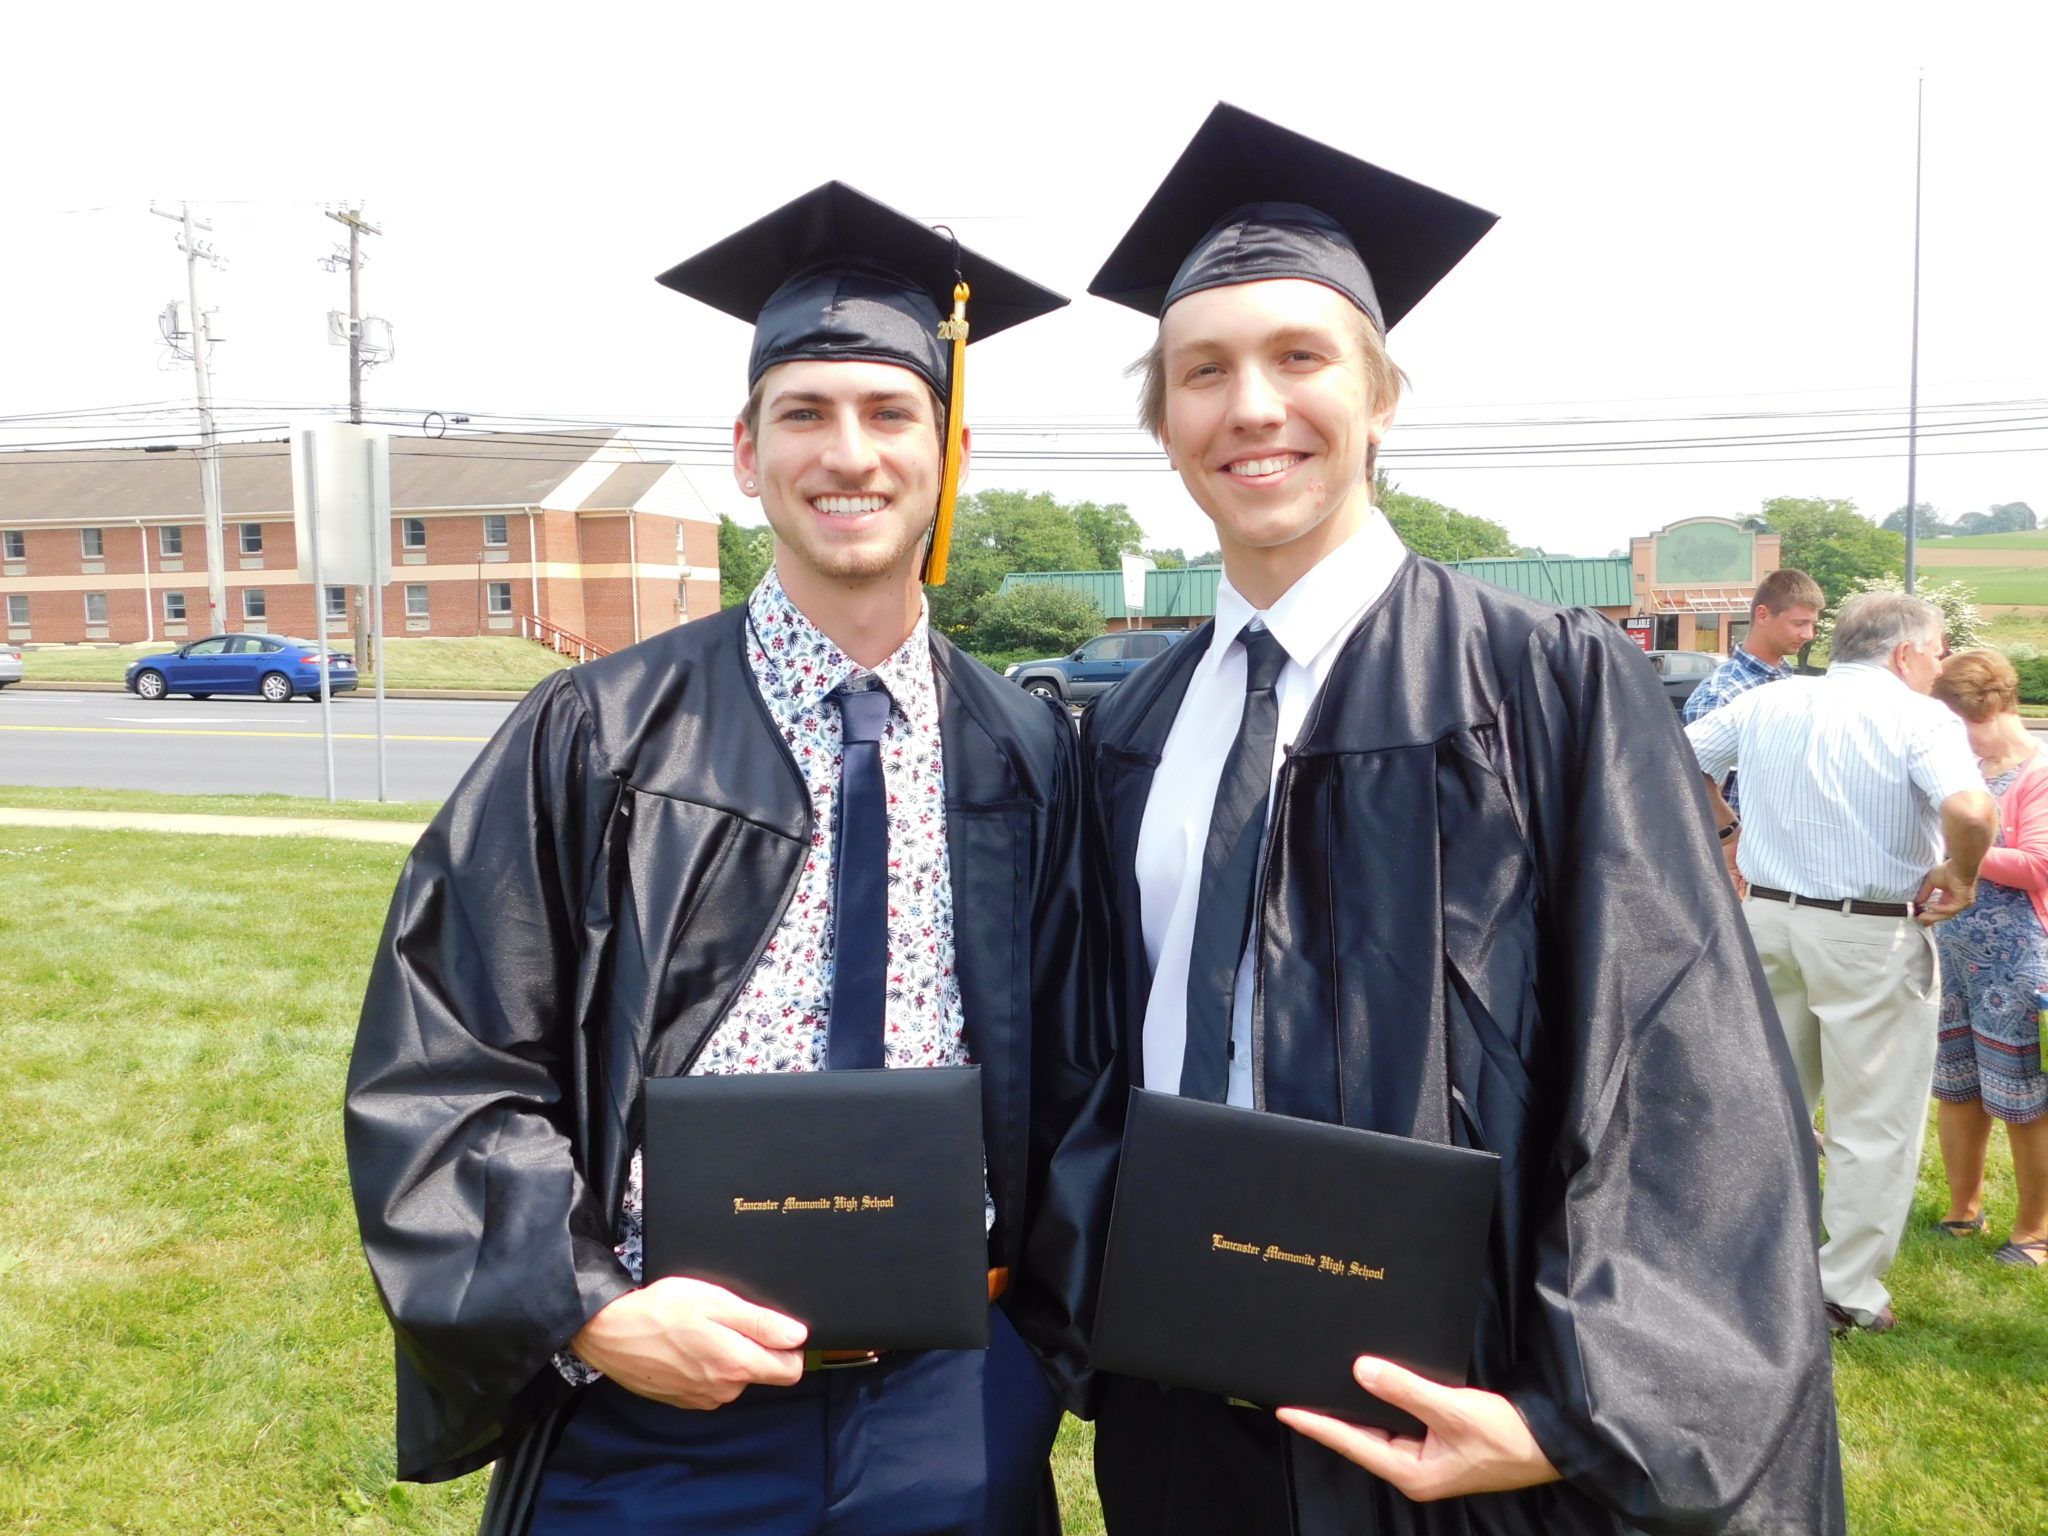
[1980,749,2048,936]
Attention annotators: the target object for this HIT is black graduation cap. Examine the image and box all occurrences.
[655,181,1065,586]
[1088,103,1497,334]
[655,181,1067,398]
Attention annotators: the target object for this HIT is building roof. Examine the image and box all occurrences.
[1446,555,1633,608]
[998,569,1130,619]
[0,429,683,525]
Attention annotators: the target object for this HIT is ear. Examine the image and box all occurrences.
[733,418,759,497]
[955,422,971,490]
[1365,391,1399,445]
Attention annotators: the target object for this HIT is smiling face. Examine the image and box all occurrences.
[1155,278,1397,603]
[733,358,958,595]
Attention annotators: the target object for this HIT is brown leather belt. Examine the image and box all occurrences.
[804,1267,1010,1371]
[1748,885,1916,919]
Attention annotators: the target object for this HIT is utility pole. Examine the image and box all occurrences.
[322,208,388,663]
[152,204,229,632]
[322,208,385,424]
[1904,72,1925,595]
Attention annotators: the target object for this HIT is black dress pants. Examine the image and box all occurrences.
[1093,1375,1294,1536]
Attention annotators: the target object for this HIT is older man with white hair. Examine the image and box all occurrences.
[1686,591,1998,1335]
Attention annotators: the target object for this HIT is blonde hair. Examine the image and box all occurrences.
[1932,647,2019,723]
[1126,297,1406,484]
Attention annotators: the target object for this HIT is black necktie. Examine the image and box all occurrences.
[828,682,893,1071]
[1180,626,1289,1102]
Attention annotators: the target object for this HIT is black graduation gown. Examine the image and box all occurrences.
[343,605,1089,1494]
[1059,557,1845,1536]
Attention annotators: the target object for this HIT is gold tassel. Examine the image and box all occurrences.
[922,281,971,586]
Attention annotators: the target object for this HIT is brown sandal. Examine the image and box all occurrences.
[1935,1215,1988,1237]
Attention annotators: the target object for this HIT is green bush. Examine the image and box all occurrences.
[2012,655,2048,705]
[973,583,1104,655]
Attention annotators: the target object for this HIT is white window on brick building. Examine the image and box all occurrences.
[487,581,513,617]
[3,530,24,561]
[81,528,104,559]
[325,586,348,619]
[243,588,267,621]
[6,594,27,626]
[405,585,429,619]
[163,591,187,622]
[239,524,264,555]
[159,525,184,557]
[402,518,427,550]
[483,514,508,547]
[84,592,109,626]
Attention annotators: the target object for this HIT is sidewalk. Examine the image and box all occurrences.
[0,806,428,846]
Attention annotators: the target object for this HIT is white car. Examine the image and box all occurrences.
[0,644,22,689]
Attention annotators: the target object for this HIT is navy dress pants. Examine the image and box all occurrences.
[531,1306,1062,1536]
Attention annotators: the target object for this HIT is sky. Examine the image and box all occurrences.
[6,0,2045,560]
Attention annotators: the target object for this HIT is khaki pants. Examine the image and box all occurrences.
[1742,895,1939,1322]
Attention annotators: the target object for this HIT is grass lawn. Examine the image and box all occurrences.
[0,784,442,823]
[1925,532,2048,550]
[1938,566,2048,607]
[21,636,572,692]
[3,828,2042,1532]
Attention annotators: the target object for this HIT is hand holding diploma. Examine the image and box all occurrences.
[1277,1356,1561,1502]
[570,1276,808,1410]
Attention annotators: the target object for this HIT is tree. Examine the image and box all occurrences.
[717,515,774,609]
[1374,474,1516,562]
[1954,511,1994,537]
[1990,501,2038,533]
[1758,497,1903,608]
[1144,547,1187,570]
[1069,500,1146,570]
[1880,502,1947,539]
[1816,574,1983,653]
[926,489,1124,642]
[973,582,1105,655]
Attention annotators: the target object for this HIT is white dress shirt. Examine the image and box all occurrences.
[1685,661,1984,901]
[1135,512,1410,1104]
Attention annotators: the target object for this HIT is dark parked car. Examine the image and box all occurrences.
[1644,649,1725,712]
[125,633,358,702]
[1006,630,1185,703]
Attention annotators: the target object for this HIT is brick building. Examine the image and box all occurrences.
[0,429,720,654]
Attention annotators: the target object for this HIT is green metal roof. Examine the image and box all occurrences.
[1446,556,1633,608]
[996,570,1128,618]
[1145,566,1223,618]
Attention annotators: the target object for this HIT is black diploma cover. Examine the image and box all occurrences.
[642,1066,989,1351]
[1091,1089,1499,1434]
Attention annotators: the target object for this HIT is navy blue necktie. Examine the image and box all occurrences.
[827,682,893,1070]
[1180,626,1289,1102]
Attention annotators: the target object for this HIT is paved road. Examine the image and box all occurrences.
[0,688,518,802]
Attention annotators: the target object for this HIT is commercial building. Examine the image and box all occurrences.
[996,516,1783,653]
[0,429,721,655]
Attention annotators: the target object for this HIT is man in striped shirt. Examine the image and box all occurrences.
[1685,591,1997,1335]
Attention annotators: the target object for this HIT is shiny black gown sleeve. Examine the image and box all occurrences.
[344,672,633,1481]
[1011,697,1130,1416]
[1494,610,1844,1534]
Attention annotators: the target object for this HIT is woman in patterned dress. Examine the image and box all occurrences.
[1930,649,2048,1267]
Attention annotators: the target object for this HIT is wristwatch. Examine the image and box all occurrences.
[1719,818,1742,843]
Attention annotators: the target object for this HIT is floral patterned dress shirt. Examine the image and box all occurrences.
[558,568,967,1381]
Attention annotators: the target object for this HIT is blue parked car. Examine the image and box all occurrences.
[125,633,358,702]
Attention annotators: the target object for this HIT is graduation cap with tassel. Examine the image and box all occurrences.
[656,182,1067,585]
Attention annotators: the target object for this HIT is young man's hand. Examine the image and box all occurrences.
[1276,1357,1561,1501]
[569,1277,808,1409]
